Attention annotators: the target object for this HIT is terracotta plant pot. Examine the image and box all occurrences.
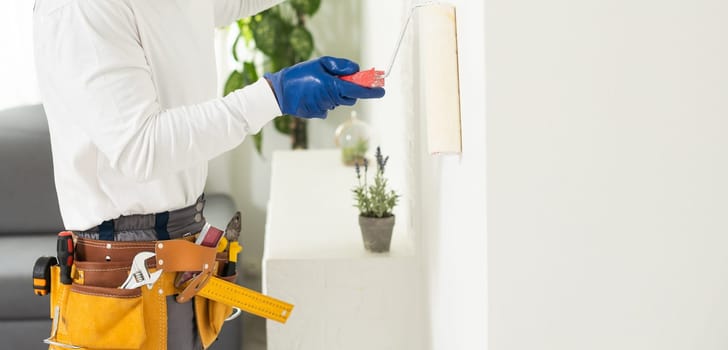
[358,215,395,253]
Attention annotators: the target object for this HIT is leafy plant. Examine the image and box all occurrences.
[224,0,322,153]
[353,147,400,218]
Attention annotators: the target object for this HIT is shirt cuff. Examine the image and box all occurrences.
[233,78,282,133]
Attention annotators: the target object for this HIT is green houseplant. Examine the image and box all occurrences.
[353,147,400,252]
[224,0,322,152]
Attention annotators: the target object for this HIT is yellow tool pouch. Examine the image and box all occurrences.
[46,238,220,350]
[195,273,237,348]
[61,285,145,349]
[47,267,146,350]
[44,237,291,350]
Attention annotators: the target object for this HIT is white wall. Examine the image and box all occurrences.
[488,1,728,349]
[363,0,487,349]
[414,1,487,349]
[0,2,41,109]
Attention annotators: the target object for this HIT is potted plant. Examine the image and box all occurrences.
[353,147,400,253]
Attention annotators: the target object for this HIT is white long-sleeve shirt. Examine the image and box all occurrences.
[33,0,283,230]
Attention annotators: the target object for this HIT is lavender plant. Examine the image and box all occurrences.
[353,147,400,218]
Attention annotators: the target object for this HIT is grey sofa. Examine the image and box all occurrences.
[0,104,242,349]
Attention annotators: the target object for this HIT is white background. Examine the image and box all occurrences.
[0,1,40,110]
[487,0,728,349]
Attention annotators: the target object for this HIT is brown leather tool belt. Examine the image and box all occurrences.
[72,237,227,301]
[45,235,237,350]
[44,235,292,350]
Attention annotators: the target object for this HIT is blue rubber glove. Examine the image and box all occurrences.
[264,56,386,119]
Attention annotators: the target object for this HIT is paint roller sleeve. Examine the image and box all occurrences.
[419,3,463,154]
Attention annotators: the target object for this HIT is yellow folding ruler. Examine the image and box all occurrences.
[198,276,294,323]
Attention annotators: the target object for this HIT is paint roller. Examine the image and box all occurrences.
[341,2,462,154]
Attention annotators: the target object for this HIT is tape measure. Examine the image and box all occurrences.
[32,256,58,296]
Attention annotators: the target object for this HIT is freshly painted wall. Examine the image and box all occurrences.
[414,1,487,349]
[363,0,487,349]
[488,1,728,349]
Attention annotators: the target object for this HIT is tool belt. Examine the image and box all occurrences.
[35,235,293,350]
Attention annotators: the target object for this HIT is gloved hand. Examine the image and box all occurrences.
[264,56,386,119]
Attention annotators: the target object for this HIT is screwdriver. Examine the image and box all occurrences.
[221,241,242,277]
[56,231,74,285]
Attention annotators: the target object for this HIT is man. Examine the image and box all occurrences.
[32,0,384,349]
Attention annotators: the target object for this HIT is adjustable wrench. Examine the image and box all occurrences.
[120,252,162,290]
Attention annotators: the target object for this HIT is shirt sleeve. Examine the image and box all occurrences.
[46,0,280,182]
[213,0,285,27]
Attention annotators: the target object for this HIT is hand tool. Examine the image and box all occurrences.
[32,256,57,296]
[224,211,241,242]
[175,223,225,287]
[339,2,436,88]
[195,223,224,247]
[221,211,242,277]
[225,307,243,321]
[120,252,162,289]
[217,236,229,253]
[340,68,385,88]
[56,231,74,285]
[182,275,294,323]
[222,241,242,277]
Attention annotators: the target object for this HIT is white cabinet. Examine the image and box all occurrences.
[263,150,423,350]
